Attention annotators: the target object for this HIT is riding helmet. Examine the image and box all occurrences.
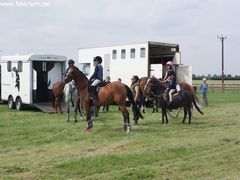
[93,56,102,63]
[68,59,75,65]
[166,61,173,66]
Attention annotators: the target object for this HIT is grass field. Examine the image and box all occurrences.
[0,92,240,179]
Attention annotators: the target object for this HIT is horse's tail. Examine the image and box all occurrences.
[193,90,199,103]
[124,85,144,121]
[192,93,203,115]
[52,84,56,108]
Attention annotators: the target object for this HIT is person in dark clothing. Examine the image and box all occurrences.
[89,56,103,100]
[130,75,141,107]
[65,59,76,76]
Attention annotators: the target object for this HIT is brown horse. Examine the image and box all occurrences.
[52,81,65,113]
[65,66,143,132]
[145,77,203,124]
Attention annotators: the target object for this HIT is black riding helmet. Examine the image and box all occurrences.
[93,56,102,63]
[68,59,75,65]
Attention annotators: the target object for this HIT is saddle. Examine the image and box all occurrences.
[88,81,110,100]
[164,84,181,102]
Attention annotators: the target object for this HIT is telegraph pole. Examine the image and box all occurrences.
[217,35,227,92]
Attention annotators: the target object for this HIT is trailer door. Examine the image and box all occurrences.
[104,54,110,78]
[176,65,192,85]
[150,64,162,79]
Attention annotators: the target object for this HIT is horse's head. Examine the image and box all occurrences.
[145,77,165,97]
[65,66,76,83]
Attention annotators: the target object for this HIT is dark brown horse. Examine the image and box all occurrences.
[52,81,65,113]
[140,77,199,113]
[145,77,203,124]
[65,66,143,132]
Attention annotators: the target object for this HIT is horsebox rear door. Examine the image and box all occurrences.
[176,65,192,85]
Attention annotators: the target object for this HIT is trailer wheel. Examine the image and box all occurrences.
[15,97,23,111]
[8,96,15,109]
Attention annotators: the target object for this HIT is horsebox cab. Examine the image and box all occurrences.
[0,54,67,111]
[78,41,192,86]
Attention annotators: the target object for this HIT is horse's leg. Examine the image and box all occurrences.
[165,107,168,124]
[66,104,70,122]
[188,106,192,124]
[119,105,130,133]
[161,106,166,124]
[84,104,93,132]
[152,99,157,113]
[56,101,59,113]
[55,99,58,113]
[78,99,83,119]
[59,101,63,114]
[74,101,78,123]
[182,107,187,123]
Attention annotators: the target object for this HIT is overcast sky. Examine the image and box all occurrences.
[0,0,239,75]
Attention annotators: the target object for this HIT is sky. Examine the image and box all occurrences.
[0,0,239,76]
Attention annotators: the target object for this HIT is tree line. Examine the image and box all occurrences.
[193,74,240,80]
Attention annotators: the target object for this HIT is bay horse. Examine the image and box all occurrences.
[65,66,143,132]
[145,77,203,124]
[64,80,83,122]
[52,81,65,113]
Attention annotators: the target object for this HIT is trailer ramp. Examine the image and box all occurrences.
[33,102,66,113]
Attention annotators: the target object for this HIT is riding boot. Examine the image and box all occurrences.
[89,86,96,101]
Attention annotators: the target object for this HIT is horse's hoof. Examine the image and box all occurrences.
[74,120,78,123]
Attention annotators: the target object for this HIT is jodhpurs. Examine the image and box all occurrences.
[169,89,175,102]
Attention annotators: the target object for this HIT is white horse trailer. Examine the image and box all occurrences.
[0,54,67,111]
[78,41,192,86]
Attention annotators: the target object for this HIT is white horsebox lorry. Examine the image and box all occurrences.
[78,41,192,86]
[0,54,67,111]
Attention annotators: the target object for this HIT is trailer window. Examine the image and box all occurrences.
[140,48,146,58]
[18,61,23,72]
[121,49,126,59]
[7,61,12,72]
[112,50,117,59]
[130,48,135,58]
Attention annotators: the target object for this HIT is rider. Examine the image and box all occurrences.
[163,61,176,105]
[89,56,103,100]
[65,59,76,76]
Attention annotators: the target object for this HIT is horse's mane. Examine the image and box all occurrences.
[150,78,164,88]
[149,77,165,95]
[72,66,89,81]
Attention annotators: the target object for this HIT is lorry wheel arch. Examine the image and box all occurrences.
[15,97,23,111]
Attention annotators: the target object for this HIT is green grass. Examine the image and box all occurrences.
[0,92,240,179]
